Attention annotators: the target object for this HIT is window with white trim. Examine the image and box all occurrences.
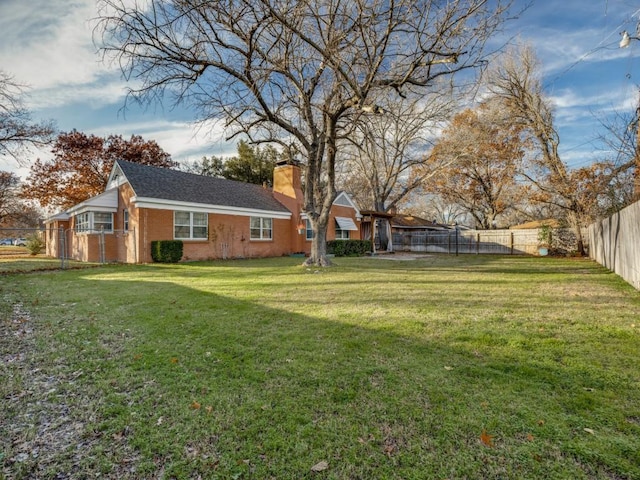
[250,217,272,240]
[305,219,313,241]
[76,212,90,232]
[75,212,113,233]
[334,216,356,240]
[94,212,113,232]
[335,227,350,240]
[123,210,129,231]
[174,211,208,240]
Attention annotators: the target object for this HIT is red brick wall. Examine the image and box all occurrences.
[45,220,69,258]
[134,209,295,263]
[328,204,362,240]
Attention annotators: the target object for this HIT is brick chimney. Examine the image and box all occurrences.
[273,161,303,200]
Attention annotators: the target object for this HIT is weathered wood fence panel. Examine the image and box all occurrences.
[587,201,640,290]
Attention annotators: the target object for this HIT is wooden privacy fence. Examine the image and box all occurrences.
[588,201,640,290]
[392,229,544,255]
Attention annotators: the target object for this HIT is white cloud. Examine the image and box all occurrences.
[24,74,127,110]
[0,0,115,104]
[89,118,236,162]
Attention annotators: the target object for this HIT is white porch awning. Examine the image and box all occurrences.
[335,216,358,231]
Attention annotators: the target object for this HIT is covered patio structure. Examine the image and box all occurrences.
[359,210,396,254]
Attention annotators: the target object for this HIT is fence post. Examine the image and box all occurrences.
[455,225,459,256]
[510,232,514,255]
[59,227,65,269]
[476,233,480,254]
[99,229,106,263]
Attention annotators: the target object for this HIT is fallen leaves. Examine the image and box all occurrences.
[480,430,494,448]
[188,401,213,414]
[311,460,329,472]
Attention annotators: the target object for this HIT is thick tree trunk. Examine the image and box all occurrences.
[567,210,586,256]
[303,221,331,266]
[302,116,338,267]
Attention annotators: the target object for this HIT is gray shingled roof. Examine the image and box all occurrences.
[116,160,290,213]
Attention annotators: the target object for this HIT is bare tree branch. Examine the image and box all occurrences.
[96,0,514,265]
[0,71,56,164]
[485,44,588,253]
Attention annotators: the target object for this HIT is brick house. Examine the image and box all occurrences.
[45,160,361,263]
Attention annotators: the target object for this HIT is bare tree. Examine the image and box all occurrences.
[337,91,456,249]
[0,171,41,230]
[403,191,470,225]
[340,92,454,212]
[0,171,20,225]
[0,71,56,163]
[486,45,588,254]
[97,0,514,265]
[594,106,637,207]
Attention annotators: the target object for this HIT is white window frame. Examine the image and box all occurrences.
[123,209,129,232]
[75,212,114,233]
[76,212,90,232]
[93,212,113,232]
[174,211,208,240]
[305,219,313,241]
[250,217,273,240]
[335,228,350,240]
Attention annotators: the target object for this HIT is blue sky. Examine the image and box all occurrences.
[2,0,640,179]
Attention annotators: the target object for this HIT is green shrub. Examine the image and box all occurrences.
[327,240,372,257]
[26,234,45,255]
[151,240,183,263]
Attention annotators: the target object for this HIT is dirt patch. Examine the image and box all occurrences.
[0,300,139,478]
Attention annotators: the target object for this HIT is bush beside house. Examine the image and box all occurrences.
[151,240,183,263]
[327,240,372,257]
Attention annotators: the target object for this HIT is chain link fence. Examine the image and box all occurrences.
[391,228,583,256]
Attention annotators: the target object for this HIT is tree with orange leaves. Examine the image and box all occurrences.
[22,130,176,209]
[426,99,528,229]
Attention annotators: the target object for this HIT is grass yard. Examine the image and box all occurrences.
[1,255,639,479]
[0,257,93,274]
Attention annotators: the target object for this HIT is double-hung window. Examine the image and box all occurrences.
[305,219,313,241]
[174,211,208,240]
[250,217,272,240]
[93,212,113,232]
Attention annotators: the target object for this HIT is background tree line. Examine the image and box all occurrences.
[1,0,638,259]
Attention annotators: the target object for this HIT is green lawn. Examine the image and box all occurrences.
[1,255,639,479]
